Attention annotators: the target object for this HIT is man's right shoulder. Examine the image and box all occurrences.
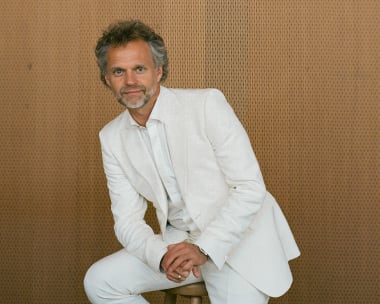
[99,110,127,140]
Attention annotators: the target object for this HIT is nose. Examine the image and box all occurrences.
[124,71,137,85]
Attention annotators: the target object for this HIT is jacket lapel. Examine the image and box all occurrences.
[113,87,189,223]
[159,88,189,197]
[117,114,168,217]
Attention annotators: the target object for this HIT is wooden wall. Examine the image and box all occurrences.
[1,1,378,303]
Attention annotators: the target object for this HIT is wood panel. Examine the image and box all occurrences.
[0,1,378,303]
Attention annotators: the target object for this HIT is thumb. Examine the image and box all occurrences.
[192,266,201,278]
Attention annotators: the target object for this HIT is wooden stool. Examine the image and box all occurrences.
[162,282,208,304]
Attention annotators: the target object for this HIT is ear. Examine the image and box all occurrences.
[156,66,163,82]
[104,73,111,87]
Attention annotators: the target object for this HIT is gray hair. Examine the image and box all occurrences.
[95,20,168,85]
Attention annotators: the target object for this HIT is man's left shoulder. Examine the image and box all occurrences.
[164,86,222,97]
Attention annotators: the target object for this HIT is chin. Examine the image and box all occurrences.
[125,99,148,109]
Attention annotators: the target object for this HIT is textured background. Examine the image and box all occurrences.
[0,1,379,303]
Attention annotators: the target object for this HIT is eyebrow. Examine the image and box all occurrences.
[110,64,148,71]
[108,66,125,72]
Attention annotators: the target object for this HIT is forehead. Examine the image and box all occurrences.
[107,40,154,67]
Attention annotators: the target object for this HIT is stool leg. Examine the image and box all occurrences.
[190,296,202,304]
[163,293,177,304]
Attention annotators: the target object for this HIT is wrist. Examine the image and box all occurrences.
[194,244,209,259]
[159,252,167,273]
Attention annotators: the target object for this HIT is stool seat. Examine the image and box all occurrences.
[162,282,208,304]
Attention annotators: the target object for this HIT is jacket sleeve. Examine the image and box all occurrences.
[99,130,168,272]
[193,89,267,270]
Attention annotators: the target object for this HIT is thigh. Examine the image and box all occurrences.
[85,249,202,295]
[201,261,269,304]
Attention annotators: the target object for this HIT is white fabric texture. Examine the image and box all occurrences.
[84,249,268,304]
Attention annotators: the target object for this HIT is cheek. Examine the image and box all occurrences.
[108,79,122,91]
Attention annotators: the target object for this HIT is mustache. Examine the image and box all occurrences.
[121,85,146,94]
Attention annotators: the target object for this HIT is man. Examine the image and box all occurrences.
[84,20,300,304]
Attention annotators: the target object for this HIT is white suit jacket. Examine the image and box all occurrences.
[99,87,300,297]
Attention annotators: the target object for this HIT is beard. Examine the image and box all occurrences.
[116,85,156,109]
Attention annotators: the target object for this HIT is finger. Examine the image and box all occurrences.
[164,242,204,272]
[167,256,189,274]
[192,266,201,278]
[162,246,187,269]
[179,259,195,272]
[167,274,181,283]
[164,248,192,271]
[166,270,187,283]
[166,269,179,282]
[167,248,198,272]
[176,269,190,278]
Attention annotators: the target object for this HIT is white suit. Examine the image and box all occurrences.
[98,87,300,298]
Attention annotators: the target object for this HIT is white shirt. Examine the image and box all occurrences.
[130,98,199,235]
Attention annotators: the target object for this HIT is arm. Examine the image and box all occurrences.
[100,132,168,272]
[162,89,267,275]
[194,89,267,269]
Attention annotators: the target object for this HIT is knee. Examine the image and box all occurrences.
[83,251,143,303]
[84,262,105,303]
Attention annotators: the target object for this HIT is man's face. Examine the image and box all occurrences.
[105,40,162,109]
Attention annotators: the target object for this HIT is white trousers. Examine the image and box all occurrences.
[84,249,269,304]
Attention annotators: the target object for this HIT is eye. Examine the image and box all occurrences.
[112,68,124,77]
[135,66,146,73]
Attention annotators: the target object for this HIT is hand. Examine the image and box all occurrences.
[162,260,191,283]
[161,242,208,282]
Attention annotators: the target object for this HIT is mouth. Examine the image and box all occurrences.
[122,87,144,96]
[123,90,141,96]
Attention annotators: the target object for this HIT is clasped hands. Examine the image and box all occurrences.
[160,241,208,283]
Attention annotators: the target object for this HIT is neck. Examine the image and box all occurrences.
[128,85,161,127]
[130,110,150,127]
[128,96,157,127]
